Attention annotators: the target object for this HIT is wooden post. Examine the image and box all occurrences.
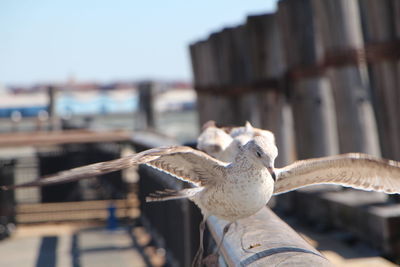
[278,0,339,159]
[190,39,218,127]
[202,35,222,125]
[137,81,155,129]
[313,0,381,156]
[359,0,400,202]
[246,14,295,167]
[47,85,58,131]
[230,25,260,126]
[358,0,400,161]
[0,159,16,237]
[192,36,226,126]
[47,86,55,120]
[207,29,236,125]
[189,41,207,126]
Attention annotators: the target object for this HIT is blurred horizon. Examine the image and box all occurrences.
[0,0,277,87]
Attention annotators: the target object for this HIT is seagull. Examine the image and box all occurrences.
[196,120,233,160]
[197,121,275,163]
[3,136,400,266]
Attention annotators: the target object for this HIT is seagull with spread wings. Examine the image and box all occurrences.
[3,135,400,266]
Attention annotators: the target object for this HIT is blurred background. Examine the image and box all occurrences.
[1,0,276,141]
[0,0,400,266]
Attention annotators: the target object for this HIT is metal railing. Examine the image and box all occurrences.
[207,208,330,266]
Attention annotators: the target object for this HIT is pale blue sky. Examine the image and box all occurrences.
[0,1,277,86]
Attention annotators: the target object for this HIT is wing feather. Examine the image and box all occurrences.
[274,153,400,195]
[145,147,228,186]
[2,146,227,190]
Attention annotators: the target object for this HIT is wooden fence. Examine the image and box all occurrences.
[190,0,400,166]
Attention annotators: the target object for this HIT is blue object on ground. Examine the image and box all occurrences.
[107,203,118,230]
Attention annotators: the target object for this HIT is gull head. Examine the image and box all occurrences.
[197,126,233,158]
[242,135,278,180]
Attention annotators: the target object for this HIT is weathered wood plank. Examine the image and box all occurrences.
[17,199,138,213]
[0,130,131,147]
[16,199,139,223]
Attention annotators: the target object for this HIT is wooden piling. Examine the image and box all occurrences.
[189,41,206,125]
[47,85,59,131]
[190,0,399,163]
[231,25,260,126]
[192,36,225,126]
[137,81,155,129]
[246,14,295,166]
[313,0,381,156]
[211,29,242,126]
[358,0,400,161]
[278,0,339,159]
[0,159,16,237]
[359,0,400,202]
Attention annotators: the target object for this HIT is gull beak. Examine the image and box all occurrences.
[267,167,276,182]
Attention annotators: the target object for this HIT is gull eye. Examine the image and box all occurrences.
[256,151,262,158]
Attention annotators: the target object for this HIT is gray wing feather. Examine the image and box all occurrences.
[3,146,227,190]
[274,153,400,195]
[145,147,227,186]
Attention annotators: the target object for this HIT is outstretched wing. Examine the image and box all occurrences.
[145,146,227,186]
[2,146,227,190]
[274,153,400,195]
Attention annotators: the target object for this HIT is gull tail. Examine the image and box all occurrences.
[146,187,202,202]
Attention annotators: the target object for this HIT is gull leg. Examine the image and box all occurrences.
[202,222,233,266]
[215,222,232,255]
[192,217,207,267]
